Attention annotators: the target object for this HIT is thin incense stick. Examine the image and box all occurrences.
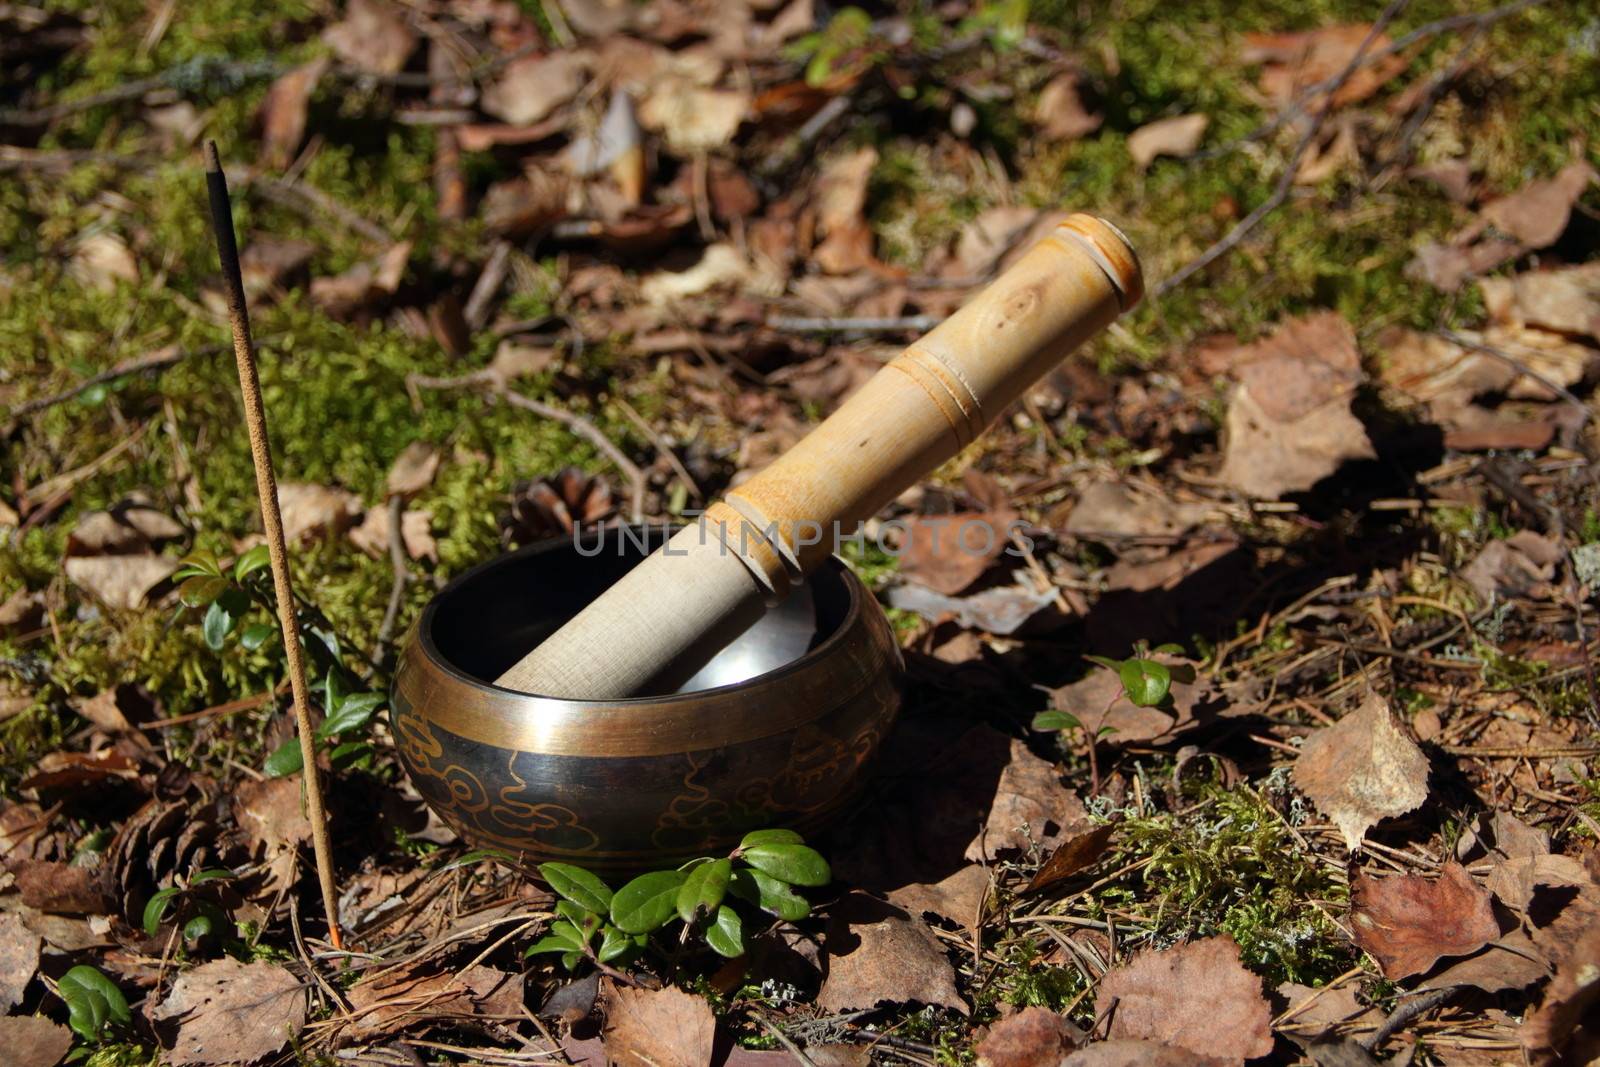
[204,141,343,951]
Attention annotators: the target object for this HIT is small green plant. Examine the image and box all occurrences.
[786,7,876,87]
[263,666,385,775]
[527,829,830,972]
[142,868,236,952]
[56,965,130,1043]
[1033,644,1188,792]
[174,546,275,652]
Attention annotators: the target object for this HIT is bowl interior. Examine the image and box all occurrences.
[427,525,853,696]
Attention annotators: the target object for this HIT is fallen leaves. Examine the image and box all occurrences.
[0,1016,73,1067]
[322,0,416,75]
[344,965,524,1041]
[964,738,1086,861]
[1126,114,1208,169]
[1215,312,1375,499]
[1094,936,1274,1062]
[151,959,308,1065]
[0,912,40,1010]
[1034,71,1100,142]
[817,893,966,1015]
[976,1007,1083,1067]
[1348,862,1499,980]
[1243,23,1409,111]
[1293,693,1430,851]
[601,981,716,1067]
[483,52,588,126]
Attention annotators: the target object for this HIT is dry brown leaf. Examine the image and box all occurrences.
[639,80,750,153]
[818,893,967,1015]
[1485,853,1592,914]
[1348,862,1499,980]
[1048,654,1210,748]
[976,1007,1084,1067]
[1480,162,1597,249]
[1522,917,1600,1066]
[1376,326,1516,422]
[0,1015,73,1067]
[899,510,1019,596]
[1126,114,1207,168]
[10,860,113,915]
[70,684,155,732]
[1293,693,1429,851]
[387,442,440,498]
[483,52,587,126]
[63,554,176,611]
[240,236,316,297]
[1275,981,1369,1036]
[1481,261,1600,343]
[640,243,759,304]
[965,738,1087,861]
[888,864,992,927]
[309,242,411,317]
[812,147,878,275]
[1035,71,1101,141]
[1062,482,1209,546]
[260,58,328,170]
[1462,536,1558,603]
[277,482,363,544]
[67,504,181,555]
[345,965,523,1040]
[1419,931,1551,993]
[1023,825,1116,895]
[0,911,40,1011]
[601,981,716,1067]
[1406,236,1522,292]
[231,777,310,897]
[70,233,138,291]
[323,0,416,75]
[1094,935,1274,1061]
[1216,312,1374,498]
[1064,1041,1230,1067]
[151,959,308,1065]
[1243,24,1408,110]
[349,506,436,563]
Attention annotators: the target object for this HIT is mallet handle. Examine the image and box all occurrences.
[496,215,1141,698]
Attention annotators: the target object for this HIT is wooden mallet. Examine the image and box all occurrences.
[496,214,1142,700]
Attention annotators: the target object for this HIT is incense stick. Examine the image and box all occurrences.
[204,141,343,951]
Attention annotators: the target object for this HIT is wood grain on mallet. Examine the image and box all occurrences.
[496,214,1142,699]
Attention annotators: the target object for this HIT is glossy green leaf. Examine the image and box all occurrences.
[179,575,229,608]
[704,905,744,958]
[555,900,602,940]
[676,857,731,923]
[263,739,305,777]
[182,914,214,942]
[58,966,129,1040]
[318,691,383,738]
[610,869,686,934]
[560,950,584,971]
[729,869,810,921]
[526,919,587,956]
[1118,658,1171,708]
[740,843,830,887]
[142,887,180,935]
[328,741,372,769]
[597,924,634,963]
[239,622,276,651]
[539,862,613,914]
[442,848,515,871]
[232,544,271,582]
[739,828,804,849]
[1031,710,1081,732]
[188,869,234,885]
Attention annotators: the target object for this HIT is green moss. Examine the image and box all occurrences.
[1098,783,1348,987]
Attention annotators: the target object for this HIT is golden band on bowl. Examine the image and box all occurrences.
[391,525,902,868]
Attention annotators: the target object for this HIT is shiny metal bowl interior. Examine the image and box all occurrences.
[392,525,902,868]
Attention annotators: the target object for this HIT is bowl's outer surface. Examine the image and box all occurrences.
[392,527,902,868]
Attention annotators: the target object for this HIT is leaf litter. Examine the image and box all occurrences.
[4,1,1600,1065]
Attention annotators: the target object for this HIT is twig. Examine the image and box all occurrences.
[464,241,513,331]
[1362,987,1455,1051]
[1155,0,1411,298]
[5,343,224,429]
[240,171,393,247]
[0,56,283,125]
[755,1014,819,1067]
[407,372,647,522]
[614,396,702,502]
[205,140,343,951]
[1386,18,1489,170]
[767,314,942,333]
[1437,329,1592,422]
[376,495,409,654]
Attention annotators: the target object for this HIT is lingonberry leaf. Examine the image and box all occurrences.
[741,843,830,887]
[610,870,686,934]
[539,862,613,914]
[729,869,811,921]
[676,858,731,923]
[1118,657,1172,707]
[740,828,804,849]
[705,905,744,958]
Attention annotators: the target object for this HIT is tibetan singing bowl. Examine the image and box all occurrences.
[391,524,902,869]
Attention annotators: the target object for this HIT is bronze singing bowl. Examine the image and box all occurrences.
[391,525,902,869]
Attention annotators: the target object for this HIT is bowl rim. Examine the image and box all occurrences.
[395,524,898,757]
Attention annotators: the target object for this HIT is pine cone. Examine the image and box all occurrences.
[503,467,615,545]
[106,791,240,924]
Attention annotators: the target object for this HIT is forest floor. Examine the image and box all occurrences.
[3,0,1600,1065]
